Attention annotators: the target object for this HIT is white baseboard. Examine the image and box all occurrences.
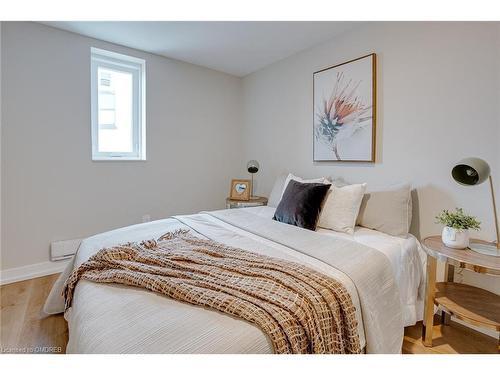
[0,259,70,285]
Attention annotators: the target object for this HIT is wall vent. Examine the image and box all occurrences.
[50,238,82,261]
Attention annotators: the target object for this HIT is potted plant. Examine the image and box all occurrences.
[435,208,481,249]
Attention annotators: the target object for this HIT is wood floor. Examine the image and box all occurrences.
[403,316,498,354]
[1,274,68,354]
[1,274,498,354]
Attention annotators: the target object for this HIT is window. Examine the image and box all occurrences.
[91,48,146,160]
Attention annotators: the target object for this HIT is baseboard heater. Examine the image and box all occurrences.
[50,238,82,261]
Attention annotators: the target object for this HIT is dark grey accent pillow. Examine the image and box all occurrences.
[273,180,331,231]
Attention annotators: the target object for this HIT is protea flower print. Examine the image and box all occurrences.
[315,71,372,160]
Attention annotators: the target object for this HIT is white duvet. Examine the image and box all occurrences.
[247,206,426,326]
[43,207,425,354]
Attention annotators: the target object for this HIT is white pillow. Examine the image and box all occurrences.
[268,173,288,207]
[356,183,412,238]
[281,173,330,200]
[317,183,367,235]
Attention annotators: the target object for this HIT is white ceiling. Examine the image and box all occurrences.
[40,22,361,76]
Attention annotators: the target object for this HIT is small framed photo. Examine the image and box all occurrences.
[229,179,251,201]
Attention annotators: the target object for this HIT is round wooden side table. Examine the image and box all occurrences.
[225,196,268,209]
[421,236,500,352]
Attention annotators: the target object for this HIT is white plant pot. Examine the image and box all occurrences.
[441,226,470,249]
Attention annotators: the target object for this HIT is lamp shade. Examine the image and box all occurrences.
[247,160,259,174]
[451,157,491,186]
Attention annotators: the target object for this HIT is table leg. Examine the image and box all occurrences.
[441,263,454,325]
[422,255,437,347]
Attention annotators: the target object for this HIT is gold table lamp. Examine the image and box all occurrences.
[452,157,500,256]
[246,160,259,199]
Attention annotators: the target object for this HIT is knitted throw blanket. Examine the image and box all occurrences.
[63,230,361,354]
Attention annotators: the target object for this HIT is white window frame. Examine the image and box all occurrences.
[91,47,146,161]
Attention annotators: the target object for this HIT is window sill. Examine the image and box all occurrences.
[92,157,147,162]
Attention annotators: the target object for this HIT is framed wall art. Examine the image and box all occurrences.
[313,53,376,162]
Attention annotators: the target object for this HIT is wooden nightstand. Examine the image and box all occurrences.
[226,196,268,209]
[421,236,500,352]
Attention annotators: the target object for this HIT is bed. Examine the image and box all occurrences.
[43,206,426,354]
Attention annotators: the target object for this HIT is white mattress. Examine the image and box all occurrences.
[244,206,426,326]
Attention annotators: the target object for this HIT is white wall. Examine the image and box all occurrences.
[1,22,244,271]
[242,22,500,295]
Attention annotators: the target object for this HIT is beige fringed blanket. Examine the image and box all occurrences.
[63,230,361,354]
